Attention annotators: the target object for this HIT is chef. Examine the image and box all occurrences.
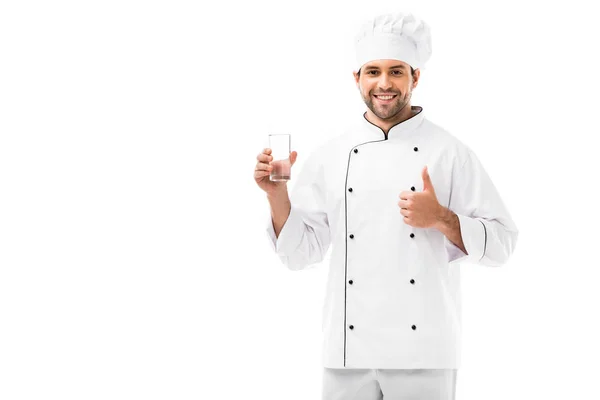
[255,11,519,400]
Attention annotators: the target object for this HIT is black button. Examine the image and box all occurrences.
[410,233,415,238]
[411,186,415,191]
[349,280,353,284]
[349,234,354,239]
[348,187,353,192]
[349,325,354,330]
[354,149,358,153]
[413,147,418,152]
[410,279,415,284]
[412,325,417,330]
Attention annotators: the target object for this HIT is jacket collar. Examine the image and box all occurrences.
[360,106,425,140]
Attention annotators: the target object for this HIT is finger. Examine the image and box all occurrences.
[399,191,412,200]
[257,153,273,163]
[398,200,409,209]
[255,162,272,171]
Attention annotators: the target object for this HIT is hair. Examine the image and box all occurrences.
[357,66,416,78]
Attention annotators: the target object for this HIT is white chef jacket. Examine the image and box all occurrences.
[265,106,519,369]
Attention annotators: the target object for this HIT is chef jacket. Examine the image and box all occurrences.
[265,106,519,369]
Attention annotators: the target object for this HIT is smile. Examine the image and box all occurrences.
[373,94,397,103]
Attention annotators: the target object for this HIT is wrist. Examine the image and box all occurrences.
[266,186,288,200]
[434,205,452,231]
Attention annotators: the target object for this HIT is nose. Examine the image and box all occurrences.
[378,74,393,91]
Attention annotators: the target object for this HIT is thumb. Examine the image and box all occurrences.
[422,165,434,191]
[290,151,298,166]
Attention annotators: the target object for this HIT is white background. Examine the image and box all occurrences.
[1,0,599,399]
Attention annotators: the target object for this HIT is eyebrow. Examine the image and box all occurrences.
[364,65,407,70]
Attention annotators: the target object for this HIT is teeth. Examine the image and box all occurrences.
[376,95,394,100]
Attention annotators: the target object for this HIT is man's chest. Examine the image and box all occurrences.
[322,137,455,215]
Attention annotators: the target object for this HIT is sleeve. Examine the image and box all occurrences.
[444,147,519,267]
[265,149,331,271]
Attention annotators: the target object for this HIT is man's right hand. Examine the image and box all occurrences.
[254,148,298,195]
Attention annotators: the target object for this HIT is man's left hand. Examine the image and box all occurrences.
[398,166,443,229]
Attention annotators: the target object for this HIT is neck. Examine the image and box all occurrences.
[365,104,416,135]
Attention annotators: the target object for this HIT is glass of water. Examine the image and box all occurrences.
[268,134,291,181]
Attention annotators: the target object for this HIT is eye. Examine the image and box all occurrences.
[367,70,377,75]
[392,70,403,75]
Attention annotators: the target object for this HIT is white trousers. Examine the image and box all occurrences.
[322,368,457,400]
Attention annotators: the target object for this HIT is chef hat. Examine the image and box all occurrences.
[354,12,432,71]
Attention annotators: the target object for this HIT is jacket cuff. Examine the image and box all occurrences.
[265,206,304,255]
[444,214,487,264]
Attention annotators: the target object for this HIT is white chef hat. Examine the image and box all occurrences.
[354,12,432,71]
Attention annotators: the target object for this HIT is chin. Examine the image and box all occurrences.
[374,108,398,119]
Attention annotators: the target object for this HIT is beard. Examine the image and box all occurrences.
[363,90,412,120]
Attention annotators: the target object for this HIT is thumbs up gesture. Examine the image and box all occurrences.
[398,166,443,229]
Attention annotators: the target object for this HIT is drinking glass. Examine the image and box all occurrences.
[268,134,291,181]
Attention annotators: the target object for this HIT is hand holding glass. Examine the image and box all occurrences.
[268,134,291,181]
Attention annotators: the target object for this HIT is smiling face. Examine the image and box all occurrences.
[353,59,420,125]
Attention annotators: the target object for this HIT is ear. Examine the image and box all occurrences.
[412,69,421,89]
[353,71,359,86]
